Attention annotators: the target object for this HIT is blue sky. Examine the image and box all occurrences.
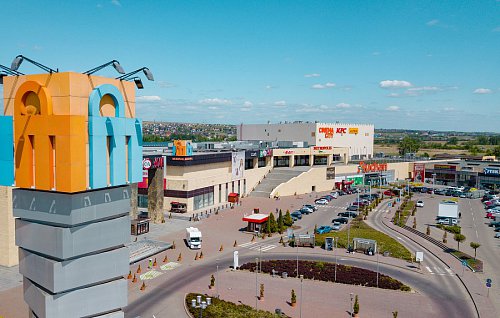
[1,0,499,132]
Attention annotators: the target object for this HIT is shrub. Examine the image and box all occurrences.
[353,295,359,314]
[291,289,297,304]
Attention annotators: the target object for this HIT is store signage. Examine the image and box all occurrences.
[248,151,258,157]
[434,164,456,171]
[336,128,347,134]
[484,167,500,175]
[318,127,334,138]
[349,128,359,135]
[171,156,193,161]
[313,146,332,150]
[284,150,294,154]
[142,156,164,169]
[259,149,273,157]
[357,161,388,173]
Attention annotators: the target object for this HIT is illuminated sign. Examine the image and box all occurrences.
[349,128,359,135]
[318,127,334,138]
[434,164,456,171]
[284,150,294,154]
[484,167,500,175]
[171,157,193,161]
[142,156,164,169]
[358,161,388,173]
[336,128,347,134]
[313,146,333,150]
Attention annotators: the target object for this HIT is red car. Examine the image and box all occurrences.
[487,212,500,219]
[384,190,394,196]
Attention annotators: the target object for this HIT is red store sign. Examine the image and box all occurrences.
[358,161,388,173]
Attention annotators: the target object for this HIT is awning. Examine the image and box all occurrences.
[228,193,239,197]
[242,214,269,224]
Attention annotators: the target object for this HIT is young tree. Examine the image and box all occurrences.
[284,210,294,226]
[277,210,284,233]
[454,234,466,251]
[268,213,277,233]
[353,294,360,315]
[398,136,422,155]
[291,289,297,305]
[443,231,448,243]
[426,225,430,236]
[265,218,271,234]
[470,242,481,259]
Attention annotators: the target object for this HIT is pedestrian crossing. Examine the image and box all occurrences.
[425,266,454,276]
[238,242,277,252]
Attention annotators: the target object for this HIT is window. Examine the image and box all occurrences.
[258,157,266,168]
[218,184,222,203]
[193,191,214,210]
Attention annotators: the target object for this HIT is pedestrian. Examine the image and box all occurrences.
[148,258,152,269]
[459,212,462,218]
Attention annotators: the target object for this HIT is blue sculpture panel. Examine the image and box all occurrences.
[88,85,142,189]
[0,116,14,186]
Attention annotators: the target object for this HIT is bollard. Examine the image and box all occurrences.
[200,251,204,259]
[234,240,238,247]
[132,274,137,283]
[195,252,199,260]
[140,282,146,291]
[136,265,141,274]
[177,253,182,262]
[127,270,132,280]
[219,244,224,252]
[251,236,255,242]
[163,254,168,263]
[153,258,157,267]
[172,241,176,249]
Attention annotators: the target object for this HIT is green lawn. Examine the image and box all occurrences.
[186,293,285,318]
[315,219,412,261]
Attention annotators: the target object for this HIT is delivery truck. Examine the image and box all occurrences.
[186,227,202,249]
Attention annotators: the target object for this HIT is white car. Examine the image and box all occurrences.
[332,222,341,230]
[315,198,329,205]
[487,207,500,213]
[330,191,339,199]
[416,200,424,207]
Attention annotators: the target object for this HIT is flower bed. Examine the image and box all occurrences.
[240,260,411,291]
[450,250,483,272]
[185,293,288,318]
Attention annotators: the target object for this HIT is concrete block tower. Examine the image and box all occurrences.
[1,71,142,317]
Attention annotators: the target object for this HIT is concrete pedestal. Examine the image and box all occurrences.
[14,186,131,318]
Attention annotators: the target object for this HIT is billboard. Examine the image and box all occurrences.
[326,167,336,180]
[413,163,425,183]
[347,175,364,185]
[232,151,245,180]
[434,164,456,171]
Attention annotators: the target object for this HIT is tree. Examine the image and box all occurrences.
[277,210,284,233]
[291,289,297,304]
[443,231,447,243]
[398,136,422,156]
[284,210,294,226]
[265,218,271,234]
[353,294,360,315]
[268,213,277,233]
[446,137,459,145]
[470,242,481,259]
[454,233,466,251]
[426,225,430,235]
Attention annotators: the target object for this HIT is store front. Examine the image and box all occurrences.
[313,155,328,165]
[294,155,310,166]
[274,156,290,167]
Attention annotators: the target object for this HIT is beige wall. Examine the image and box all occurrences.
[243,165,273,196]
[271,167,335,197]
[0,186,18,267]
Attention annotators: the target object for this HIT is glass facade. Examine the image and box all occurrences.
[258,157,266,168]
[193,191,214,210]
[313,156,327,165]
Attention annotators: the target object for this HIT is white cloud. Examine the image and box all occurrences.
[111,0,121,6]
[372,51,381,56]
[473,88,492,94]
[386,105,400,112]
[379,80,413,88]
[304,73,321,78]
[243,101,253,107]
[319,105,328,110]
[137,95,161,102]
[387,93,400,97]
[240,107,251,112]
[265,85,275,90]
[208,106,218,110]
[198,98,232,105]
[407,86,441,92]
[312,82,336,89]
[336,103,351,109]
[426,19,439,26]
[274,100,286,106]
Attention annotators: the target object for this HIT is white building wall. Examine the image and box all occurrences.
[314,123,374,159]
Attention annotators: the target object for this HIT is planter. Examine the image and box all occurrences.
[209,285,214,289]
[291,302,296,307]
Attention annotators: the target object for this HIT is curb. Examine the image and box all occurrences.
[183,293,195,318]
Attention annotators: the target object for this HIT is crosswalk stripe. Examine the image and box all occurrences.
[445,268,454,275]
[260,245,276,252]
[426,266,433,273]
[239,242,256,248]
[434,267,444,274]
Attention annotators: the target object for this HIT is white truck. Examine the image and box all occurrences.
[185,227,202,249]
[437,201,459,225]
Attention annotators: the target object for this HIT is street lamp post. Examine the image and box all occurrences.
[350,293,354,317]
[300,275,304,318]
[433,173,437,193]
[334,238,338,282]
[255,257,258,310]
[191,295,211,318]
[216,259,219,299]
[376,247,380,288]
[296,238,299,278]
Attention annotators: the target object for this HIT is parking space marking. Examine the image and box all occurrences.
[238,242,277,252]
[425,266,433,273]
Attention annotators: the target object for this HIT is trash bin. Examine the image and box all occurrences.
[282,272,288,279]
[383,251,390,257]
[275,308,282,315]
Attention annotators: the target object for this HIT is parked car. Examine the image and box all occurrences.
[315,198,329,205]
[437,218,458,225]
[300,207,313,214]
[494,226,500,232]
[291,211,302,220]
[330,192,339,199]
[332,217,349,224]
[337,190,346,196]
[434,189,445,195]
[489,221,500,227]
[495,232,500,238]
[316,225,333,234]
[416,200,424,207]
[487,212,500,219]
[346,205,359,211]
[332,222,341,230]
[303,204,318,211]
[352,200,368,207]
[383,189,394,196]
[338,211,358,218]
[486,207,500,213]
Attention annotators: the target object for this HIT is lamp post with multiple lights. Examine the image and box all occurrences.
[191,295,211,318]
